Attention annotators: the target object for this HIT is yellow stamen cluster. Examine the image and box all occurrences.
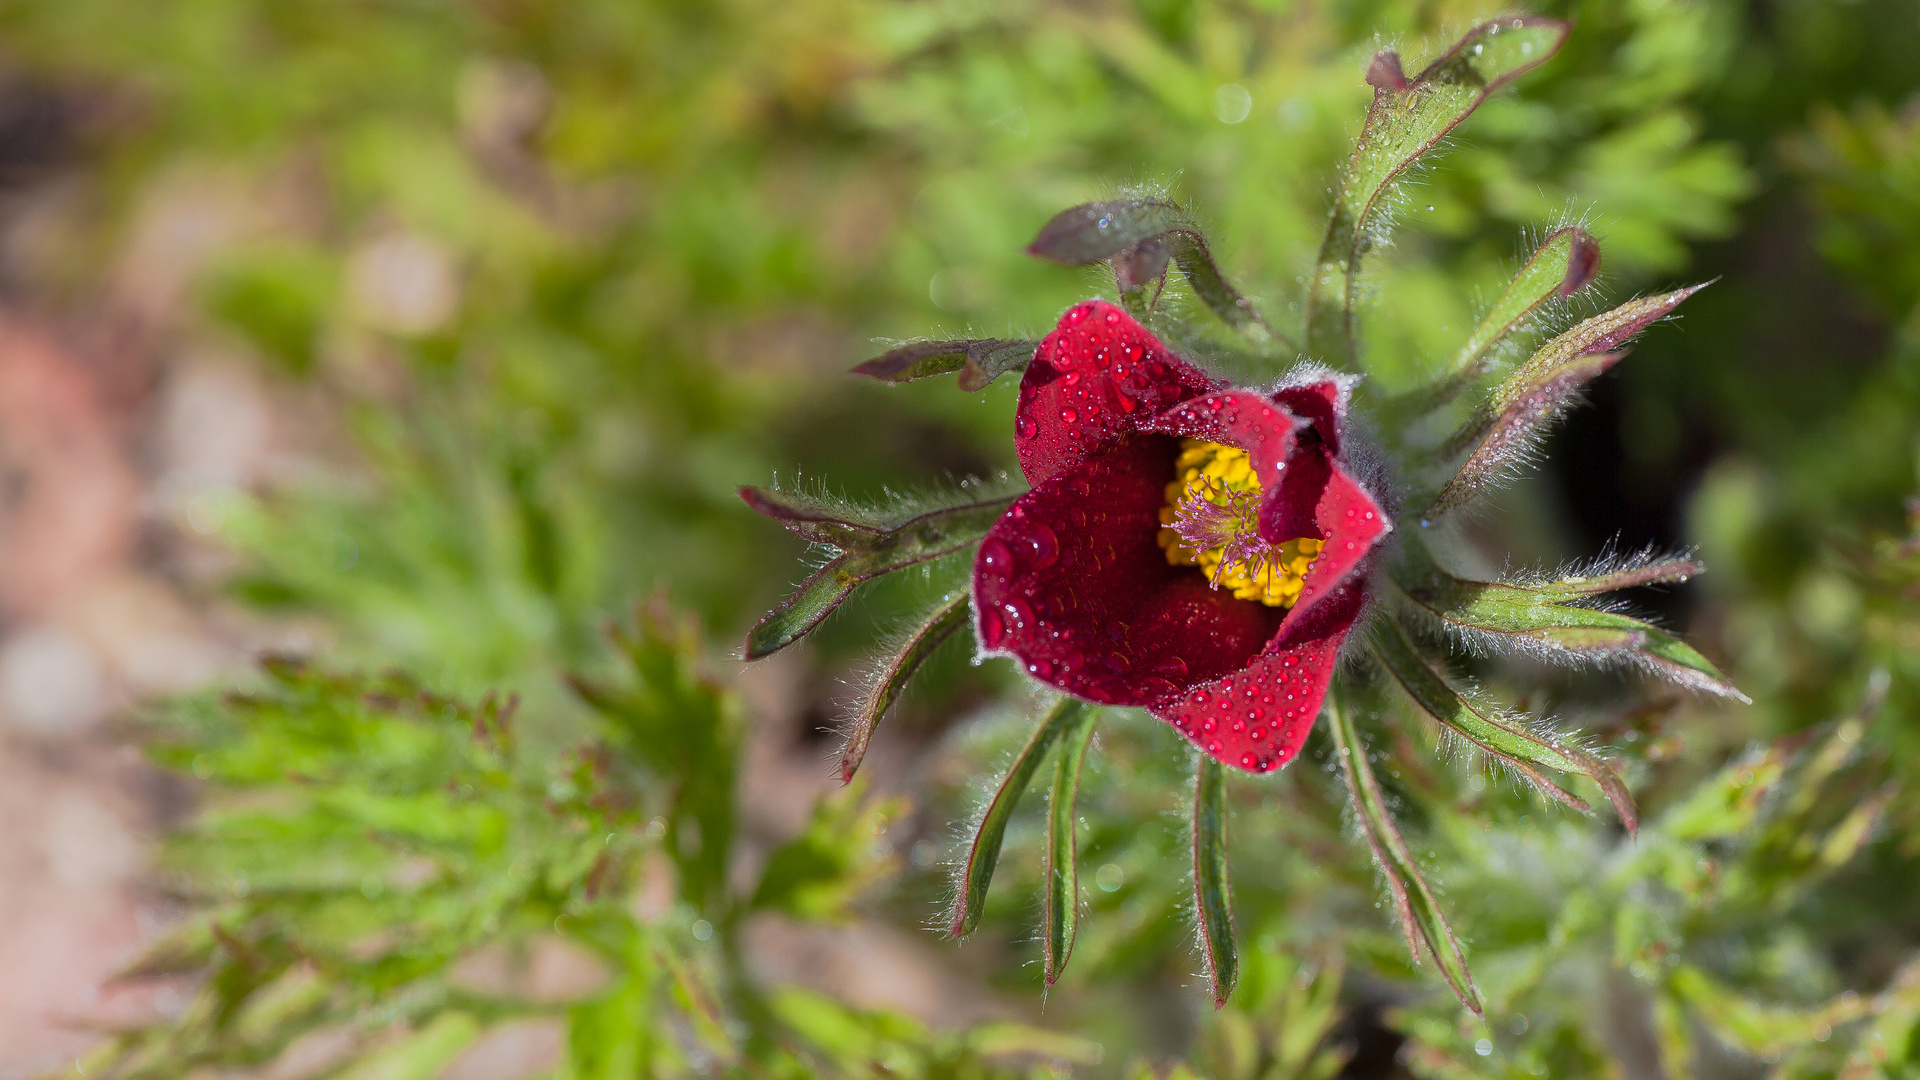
[1157,439,1323,607]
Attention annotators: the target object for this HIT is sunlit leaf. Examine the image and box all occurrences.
[1045,705,1099,985]
[949,698,1093,939]
[1307,18,1570,363]
[742,494,1013,659]
[841,591,971,783]
[1390,561,1743,701]
[852,338,1038,390]
[1326,692,1482,1015]
[1396,227,1600,415]
[1428,284,1705,512]
[1192,755,1238,1008]
[1029,199,1274,344]
[1370,617,1637,830]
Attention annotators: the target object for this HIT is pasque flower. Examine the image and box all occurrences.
[739,17,1744,1012]
[971,299,1387,773]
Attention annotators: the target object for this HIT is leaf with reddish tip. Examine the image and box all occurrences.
[1365,50,1409,91]
[743,495,1012,659]
[1027,199,1272,344]
[1327,691,1482,1015]
[853,338,1038,391]
[1426,282,1705,513]
[1391,544,1741,703]
[1369,618,1638,831]
[1308,18,1570,364]
[1529,554,1703,601]
[1490,284,1705,418]
[1426,351,1622,513]
[950,698,1091,939]
[1044,705,1099,985]
[1397,228,1601,416]
[841,592,970,783]
[1192,756,1237,1008]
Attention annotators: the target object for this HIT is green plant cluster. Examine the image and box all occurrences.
[2,0,1917,1077]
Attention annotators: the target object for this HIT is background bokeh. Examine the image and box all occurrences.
[1,0,1918,1077]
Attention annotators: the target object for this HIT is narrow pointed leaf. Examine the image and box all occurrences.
[1393,567,1743,700]
[1192,756,1237,1008]
[1528,553,1703,601]
[853,338,1038,390]
[1399,227,1600,414]
[1327,692,1482,1014]
[1370,618,1637,830]
[1426,350,1621,513]
[1307,18,1569,363]
[1426,285,1704,513]
[841,592,970,783]
[1028,199,1273,344]
[743,495,1013,659]
[1044,706,1099,984]
[1489,285,1706,417]
[950,698,1092,938]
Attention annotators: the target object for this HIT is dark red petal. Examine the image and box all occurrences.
[1272,378,1350,453]
[1014,301,1219,486]
[973,434,1285,706]
[1151,577,1367,773]
[1146,391,1301,490]
[1265,446,1389,632]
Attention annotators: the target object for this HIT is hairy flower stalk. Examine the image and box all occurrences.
[742,15,1741,1013]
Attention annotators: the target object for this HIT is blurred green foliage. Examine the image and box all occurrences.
[3,0,1918,1076]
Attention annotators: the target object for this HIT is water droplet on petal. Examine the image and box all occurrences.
[1027,659,1053,679]
[979,538,1014,575]
[1016,414,1037,439]
[1003,597,1034,629]
[1027,524,1059,568]
[1061,407,1078,423]
[980,605,1005,647]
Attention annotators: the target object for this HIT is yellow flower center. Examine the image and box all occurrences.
[1157,439,1323,608]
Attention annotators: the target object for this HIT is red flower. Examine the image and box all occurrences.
[972,301,1390,773]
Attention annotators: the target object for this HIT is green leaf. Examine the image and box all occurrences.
[841,591,971,783]
[1396,227,1600,415]
[334,1011,481,1080]
[1192,755,1238,1008]
[752,785,907,920]
[743,494,1013,659]
[1391,562,1743,701]
[1525,553,1704,601]
[1044,705,1099,985]
[1369,617,1638,830]
[949,698,1092,939]
[1028,199,1274,344]
[1428,285,1706,513]
[1306,18,1569,364]
[1326,692,1483,1015]
[851,338,1038,391]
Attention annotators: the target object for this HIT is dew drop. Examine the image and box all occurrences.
[1003,597,1034,629]
[1028,659,1054,679]
[980,605,1005,647]
[1061,407,1079,423]
[1016,414,1037,439]
[1242,753,1256,768]
[1027,523,1059,568]
[979,538,1014,575]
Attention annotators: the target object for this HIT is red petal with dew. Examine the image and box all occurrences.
[1014,301,1219,486]
[1151,577,1367,772]
[1146,390,1302,490]
[973,434,1286,706]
